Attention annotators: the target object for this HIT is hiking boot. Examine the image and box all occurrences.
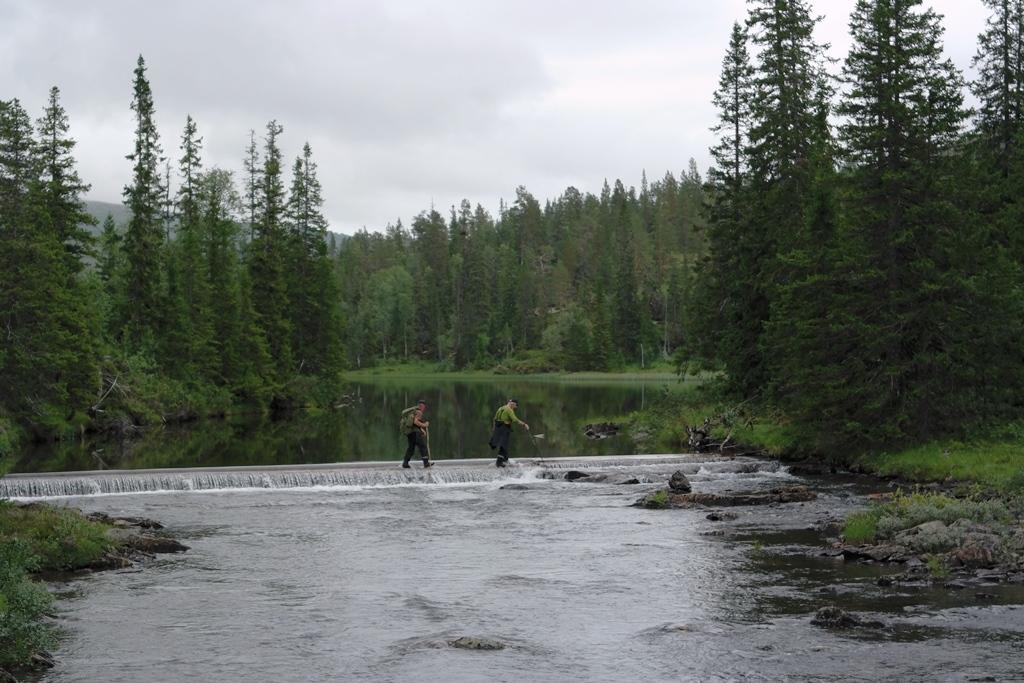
[402,462,411,469]
[422,461,432,468]
[496,457,506,468]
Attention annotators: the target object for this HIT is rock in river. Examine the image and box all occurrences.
[669,470,692,493]
[811,606,884,630]
[106,527,190,554]
[448,636,505,650]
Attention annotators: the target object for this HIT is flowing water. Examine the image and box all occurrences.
[9,379,1024,681]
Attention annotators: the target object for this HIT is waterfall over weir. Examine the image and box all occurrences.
[2,454,758,500]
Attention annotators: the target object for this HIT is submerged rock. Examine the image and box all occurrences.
[706,511,739,522]
[669,471,692,493]
[448,636,505,651]
[564,471,591,481]
[87,512,164,530]
[84,552,134,571]
[30,651,56,669]
[668,486,816,508]
[810,606,884,630]
[500,484,532,491]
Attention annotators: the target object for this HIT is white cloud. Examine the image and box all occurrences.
[0,0,992,233]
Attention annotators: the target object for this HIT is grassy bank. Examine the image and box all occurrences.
[615,386,1024,494]
[0,503,115,673]
[344,359,684,382]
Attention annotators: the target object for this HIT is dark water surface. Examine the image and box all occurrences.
[13,377,673,473]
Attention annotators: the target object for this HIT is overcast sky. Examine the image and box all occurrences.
[1,0,991,234]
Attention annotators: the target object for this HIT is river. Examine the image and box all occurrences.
[9,379,1024,681]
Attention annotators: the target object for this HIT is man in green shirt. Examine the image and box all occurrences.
[488,398,530,467]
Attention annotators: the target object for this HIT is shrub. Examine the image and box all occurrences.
[842,490,1014,544]
[0,539,55,668]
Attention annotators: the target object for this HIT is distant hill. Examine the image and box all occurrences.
[84,200,131,234]
[82,199,348,253]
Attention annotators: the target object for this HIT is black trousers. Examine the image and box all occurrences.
[489,422,512,460]
[404,431,429,464]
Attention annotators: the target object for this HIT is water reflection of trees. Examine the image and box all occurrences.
[16,380,668,472]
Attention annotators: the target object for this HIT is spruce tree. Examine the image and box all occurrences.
[165,115,217,379]
[33,86,94,273]
[121,55,166,346]
[247,120,293,378]
[770,0,1017,447]
[284,142,342,377]
[972,0,1024,177]
[0,98,97,427]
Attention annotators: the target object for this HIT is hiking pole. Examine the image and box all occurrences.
[424,427,432,468]
[529,432,546,466]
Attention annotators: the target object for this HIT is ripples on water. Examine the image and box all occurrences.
[26,457,1024,683]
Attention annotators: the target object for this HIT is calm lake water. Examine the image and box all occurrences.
[13,377,674,473]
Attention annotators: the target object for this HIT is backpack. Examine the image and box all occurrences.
[399,406,419,434]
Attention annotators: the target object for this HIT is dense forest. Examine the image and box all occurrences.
[0,57,342,449]
[3,0,1024,457]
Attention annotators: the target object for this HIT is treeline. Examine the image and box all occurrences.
[338,169,707,371]
[685,0,1024,451]
[0,56,342,445]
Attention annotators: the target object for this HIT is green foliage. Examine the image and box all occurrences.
[0,539,55,668]
[0,501,113,571]
[842,490,1013,548]
[926,555,950,580]
[857,439,1024,493]
[643,490,670,509]
[842,509,883,544]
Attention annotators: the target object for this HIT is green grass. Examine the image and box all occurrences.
[856,439,1024,493]
[842,508,883,544]
[643,490,670,509]
[0,502,113,571]
[345,362,686,383]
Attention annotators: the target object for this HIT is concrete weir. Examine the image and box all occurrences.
[1,454,702,499]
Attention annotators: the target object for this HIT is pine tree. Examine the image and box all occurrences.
[121,55,166,346]
[770,0,1015,447]
[33,86,94,273]
[284,142,342,377]
[164,115,217,379]
[971,0,1024,258]
[243,128,260,242]
[972,0,1024,177]
[0,98,97,427]
[694,0,833,395]
[709,22,754,202]
[247,120,293,378]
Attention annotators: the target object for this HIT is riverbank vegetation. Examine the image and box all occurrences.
[0,502,115,674]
